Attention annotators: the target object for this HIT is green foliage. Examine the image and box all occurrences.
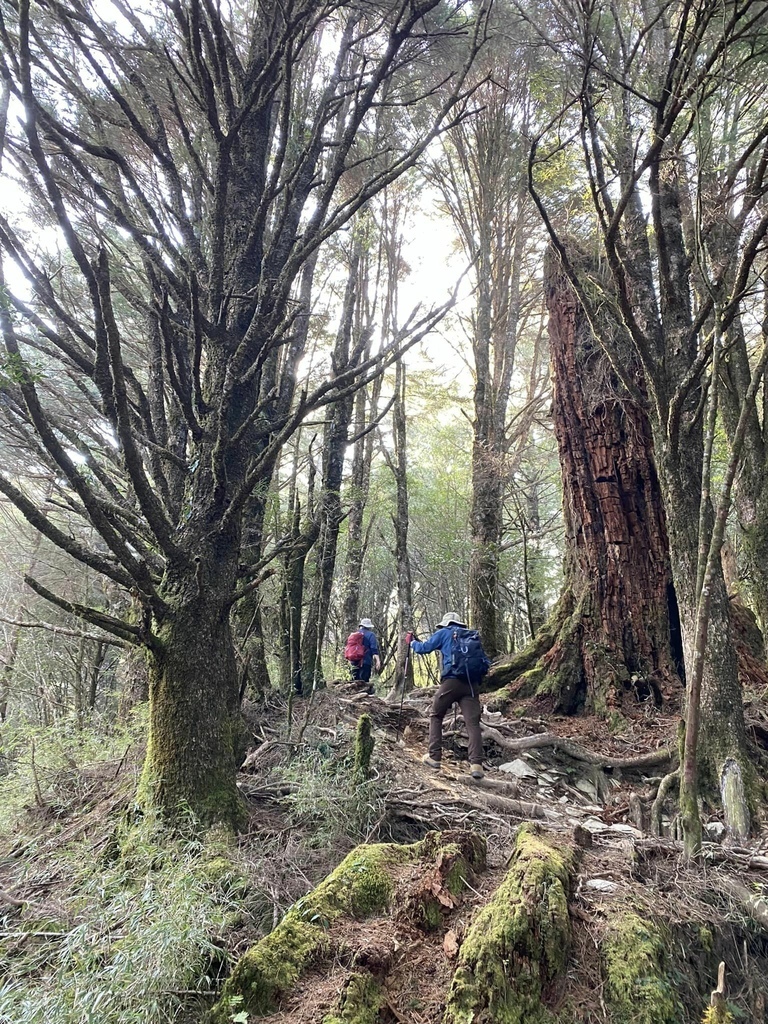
[701,1005,735,1024]
[0,817,244,1024]
[0,711,147,839]
[277,747,386,849]
[0,350,42,385]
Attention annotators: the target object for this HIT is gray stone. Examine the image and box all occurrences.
[575,778,599,802]
[704,821,726,842]
[584,878,618,892]
[581,817,609,833]
[498,758,538,779]
[608,823,642,838]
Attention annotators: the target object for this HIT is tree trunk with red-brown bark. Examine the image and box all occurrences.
[490,255,683,714]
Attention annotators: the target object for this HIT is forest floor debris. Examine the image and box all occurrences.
[1,683,768,1021]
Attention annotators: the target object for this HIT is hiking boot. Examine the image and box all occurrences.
[470,764,484,780]
[422,754,442,770]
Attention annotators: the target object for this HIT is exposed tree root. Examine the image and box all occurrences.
[650,770,679,836]
[479,726,675,770]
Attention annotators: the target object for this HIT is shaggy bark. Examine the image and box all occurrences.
[528,0,766,831]
[489,256,681,714]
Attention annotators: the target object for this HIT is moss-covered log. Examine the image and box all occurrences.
[442,825,574,1024]
[208,830,486,1022]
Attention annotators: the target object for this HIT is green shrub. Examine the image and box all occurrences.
[277,748,386,849]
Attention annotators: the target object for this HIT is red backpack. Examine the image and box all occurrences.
[344,630,367,664]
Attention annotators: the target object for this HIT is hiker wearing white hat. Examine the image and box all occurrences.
[405,612,490,780]
[342,617,381,690]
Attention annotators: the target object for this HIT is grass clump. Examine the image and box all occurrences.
[277,746,386,850]
[0,711,146,839]
[0,820,238,1023]
[0,741,251,1024]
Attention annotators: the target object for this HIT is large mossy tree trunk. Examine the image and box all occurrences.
[139,589,245,826]
[490,256,682,714]
[1,3,488,832]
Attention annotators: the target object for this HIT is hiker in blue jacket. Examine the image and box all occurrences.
[352,617,381,687]
[406,612,484,779]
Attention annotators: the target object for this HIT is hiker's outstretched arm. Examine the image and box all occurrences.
[410,630,444,655]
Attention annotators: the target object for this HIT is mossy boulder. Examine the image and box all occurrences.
[603,912,684,1024]
[443,825,574,1024]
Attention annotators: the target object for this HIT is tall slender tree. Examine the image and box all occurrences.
[429,47,541,658]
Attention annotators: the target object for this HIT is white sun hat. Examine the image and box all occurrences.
[438,612,467,628]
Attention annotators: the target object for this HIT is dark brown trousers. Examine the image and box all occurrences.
[428,675,483,765]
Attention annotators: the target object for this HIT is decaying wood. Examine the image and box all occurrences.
[719,878,768,931]
[710,961,727,1015]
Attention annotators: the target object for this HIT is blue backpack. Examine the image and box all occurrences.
[450,628,490,685]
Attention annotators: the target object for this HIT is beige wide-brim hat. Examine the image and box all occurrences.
[359,618,374,629]
[437,612,467,628]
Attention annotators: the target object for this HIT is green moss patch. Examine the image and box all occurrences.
[443,825,574,1024]
[322,972,385,1024]
[603,912,684,1024]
